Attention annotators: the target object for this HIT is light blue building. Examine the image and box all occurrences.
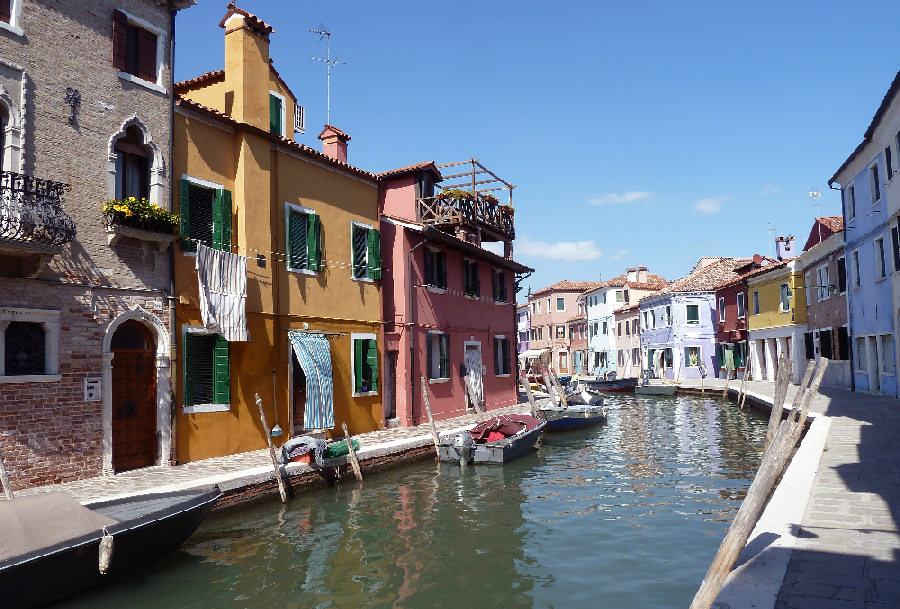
[830,75,899,394]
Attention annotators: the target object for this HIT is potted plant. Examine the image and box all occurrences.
[103,197,179,234]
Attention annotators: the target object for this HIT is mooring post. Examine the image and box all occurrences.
[421,377,441,457]
[254,393,289,503]
[341,422,363,482]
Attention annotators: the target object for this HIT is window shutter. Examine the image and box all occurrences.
[288,209,308,270]
[494,339,500,375]
[426,335,433,379]
[179,178,191,250]
[269,94,282,135]
[367,228,381,280]
[474,263,480,296]
[439,252,447,288]
[221,189,232,250]
[183,334,196,407]
[502,338,510,375]
[137,28,157,82]
[424,248,433,284]
[354,338,364,392]
[213,335,230,404]
[366,339,378,391]
[112,10,128,71]
[211,189,224,251]
[492,270,498,301]
[440,334,450,378]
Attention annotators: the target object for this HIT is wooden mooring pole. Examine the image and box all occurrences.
[254,393,289,503]
[521,372,539,417]
[690,357,828,609]
[341,422,363,482]
[0,454,13,500]
[421,377,441,458]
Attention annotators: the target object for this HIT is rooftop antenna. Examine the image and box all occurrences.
[809,186,822,243]
[765,222,776,259]
[310,27,346,125]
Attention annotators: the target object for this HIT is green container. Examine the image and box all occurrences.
[323,439,361,459]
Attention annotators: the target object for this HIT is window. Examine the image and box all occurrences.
[664,348,673,368]
[887,146,894,179]
[493,271,508,302]
[684,346,700,367]
[632,348,640,365]
[819,329,833,360]
[665,305,671,325]
[851,250,861,288]
[845,184,856,220]
[285,203,322,273]
[871,163,881,203]
[804,272,811,306]
[880,334,895,376]
[463,260,480,295]
[269,91,285,136]
[352,334,378,394]
[837,257,847,293]
[838,326,850,360]
[602,321,608,335]
[556,297,565,311]
[892,224,900,273]
[855,336,867,372]
[875,237,887,280]
[600,293,607,304]
[112,10,161,85]
[591,322,598,337]
[494,336,511,376]
[718,297,725,323]
[559,352,567,371]
[424,247,447,289]
[624,289,630,304]
[537,327,543,340]
[804,332,814,360]
[579,325,584,339]
[686,304,699,325]
[179,178,232,252]
[752,291,760,315]
[0,308,61,381]
[351,223,381,280]
[643,311,648,329]
[426,332,450,380]
[615,290,624,303]
[650,311,656,329]
[736,293,745,319]
[532,301,539,314]
[114,126,150,200]
[817,265,830,301]
[557,325,566,339]
[183,330,230,412]
[546,298,551,312]
[779,283,790,312]
[625,321,630,336]
[632,319,638,335]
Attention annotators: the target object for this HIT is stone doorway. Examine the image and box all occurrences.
[111,320,156,472]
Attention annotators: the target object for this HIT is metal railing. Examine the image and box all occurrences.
[0,170,75,247]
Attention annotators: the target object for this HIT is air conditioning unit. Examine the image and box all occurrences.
[294,104,306,134]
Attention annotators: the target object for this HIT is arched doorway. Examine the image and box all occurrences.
[111,320,156,471]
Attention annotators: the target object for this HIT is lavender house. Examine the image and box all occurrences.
[640,258,751,380]
[517,303,530,354]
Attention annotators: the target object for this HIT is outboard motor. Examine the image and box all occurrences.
[449,431,475,465]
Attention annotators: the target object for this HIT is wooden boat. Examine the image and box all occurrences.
[538,403,608,431]
[562,384,605,406]
[584,376,638,392]
[438,414,546,465]
[634,383,677,396]
[0,485,221,607]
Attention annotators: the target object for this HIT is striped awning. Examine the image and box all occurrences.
[288,331,334,430]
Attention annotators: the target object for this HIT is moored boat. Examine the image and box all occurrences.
[538,403,608,431]
[584,376,638,392]
[634,383,677,396]
[0,485,221,608]
[438,414,546,465]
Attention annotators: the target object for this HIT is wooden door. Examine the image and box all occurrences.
[112,334,156,472]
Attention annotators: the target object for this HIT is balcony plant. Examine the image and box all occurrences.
[103,197,179,235]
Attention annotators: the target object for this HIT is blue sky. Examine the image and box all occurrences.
[175,1,900,300]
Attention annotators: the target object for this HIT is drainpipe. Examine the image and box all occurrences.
[167,7,178,463]
[408,236,427,424]
[830,180,854,391]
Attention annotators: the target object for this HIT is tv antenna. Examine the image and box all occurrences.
[310,27,346,125]
[765,222,776,259]
[809,186,822,242]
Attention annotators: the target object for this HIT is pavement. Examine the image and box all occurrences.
[14,377,900,608]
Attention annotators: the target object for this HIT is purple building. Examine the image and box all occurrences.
[517,303,530,354]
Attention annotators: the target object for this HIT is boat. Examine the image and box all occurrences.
[584,376,638,392]
[0,485,221,607]
[538,402,608,431]
[634,383,677,396]
[438,414,546,465]
[561,383,605,406]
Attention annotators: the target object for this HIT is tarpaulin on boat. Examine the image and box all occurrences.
[288,331,334,430]
[469,414,542,441]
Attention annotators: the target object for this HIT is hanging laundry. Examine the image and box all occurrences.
[196,243,249,342]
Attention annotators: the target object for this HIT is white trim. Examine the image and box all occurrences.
[109,115,165,205]
[117,71,167,94]
[0,79,24,173]
[380,215,422,231]
[269,90,286,137]
[181,174,223,191]
[183,403,231,414]
[350,332,379,397]
[285,202,319,275]
[0,0,24,36]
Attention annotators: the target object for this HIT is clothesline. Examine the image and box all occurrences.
[179,237,382,272]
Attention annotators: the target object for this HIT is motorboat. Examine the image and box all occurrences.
[438,414,546,465]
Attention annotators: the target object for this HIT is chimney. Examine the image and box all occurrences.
[626,267,637,282]
[637,266,648,283]
[775,235,795,261]
[318,125,351,163]
[220,3,274,130]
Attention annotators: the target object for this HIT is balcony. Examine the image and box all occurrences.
[416,158,515,242]
[0,170,75,255]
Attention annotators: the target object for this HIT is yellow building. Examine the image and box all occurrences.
[746,258,807,383]
[171,6,382,462]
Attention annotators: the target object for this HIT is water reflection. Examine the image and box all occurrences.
[55,395,766,609]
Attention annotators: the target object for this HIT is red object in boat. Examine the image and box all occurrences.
[486,431,505,442]
[469,414,543,442]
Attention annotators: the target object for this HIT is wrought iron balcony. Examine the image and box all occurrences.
[0,170,76,250]
[416,192,515,240]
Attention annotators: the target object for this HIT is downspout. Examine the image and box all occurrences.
[408,236,427,424]
[830,180,855,391]
[168,6,179,464]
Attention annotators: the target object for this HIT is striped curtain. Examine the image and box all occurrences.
[289,331,334,430]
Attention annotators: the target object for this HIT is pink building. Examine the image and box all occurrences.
[379,161,532,426]
[529,281,603,374]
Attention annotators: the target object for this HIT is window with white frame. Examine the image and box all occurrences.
[650,310,656,329]
[779,283,790,312]
[269,91,286,136]
[615,290,624,303]
[891,222,900,273]
[183,327,230,412]
[855,336,867,372]
[112,9,165,90]
[285,203,322,273]
[352,222,381,280]
[546,298,551,312]
[643,311,648,329]
[179,177,232,253]
[804,272,811,306]
[0,308,61,381]
[665,305,671,325]
[601,321,607,335]
[684,346,700,367]
[559,351,567,371]
[0,0,23,34]
[426,332,450,380]
[875,237,887,280]
[494,336,511,376]
[718,297,725,322]
[556,325,566,339]
[424,247,447,289]
[686,304,700,325]
[845,184,856,221]
[851,249,861,288]
[752,291,760,315]
[887,145,894,179]
[838,256,847,293]
[816,265,830,301]
[736,292,746,319]
[880,334,895,376]
[556,297,565,311]
[871,163,881,204]
[351,333,378,394]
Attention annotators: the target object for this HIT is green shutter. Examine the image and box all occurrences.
[270,93,282,135]
[367,228,381,279]
[213,335,230,404]
[221,189,232,250]
[307,213,321,271]
[288,209,308,270]
[685,347,691,366]
[366,339,378,391]
[211,189,223,251]
[179,178,192,251]
[183,332,195,407]
[354,338,364,392]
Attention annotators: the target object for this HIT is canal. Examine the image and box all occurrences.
[57,394,767,609]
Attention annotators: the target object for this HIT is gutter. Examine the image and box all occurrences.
[168,6,179,464]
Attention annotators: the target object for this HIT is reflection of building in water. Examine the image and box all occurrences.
[617,397,661,488]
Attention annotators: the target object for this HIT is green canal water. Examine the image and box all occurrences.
[57,394,767,609]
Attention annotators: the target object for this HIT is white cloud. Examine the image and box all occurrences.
[693,195,729,214]
[759,185,780,197]
[588,191,651,206]
[517,236,603,262]
[610,248,629,261]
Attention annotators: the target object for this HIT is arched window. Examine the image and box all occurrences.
[114,125,149,200]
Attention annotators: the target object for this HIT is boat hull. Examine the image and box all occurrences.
[539,405,608,431]
[0,486,220,608]
[438,415,546,465]
[634,384,677,396]
[585,377,638,392]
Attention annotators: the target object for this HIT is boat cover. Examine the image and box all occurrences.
[469,414,543,442]
[0,492,117,562]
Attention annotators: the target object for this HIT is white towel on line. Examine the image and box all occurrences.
[196,243,249,342]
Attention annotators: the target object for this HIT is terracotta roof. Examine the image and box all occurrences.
[318,125,351,142]
[377,161,443,181]
[614,303,640,314]
[830,69,900,185]
[532,280,604,296]
[174,61,296,102]
[803,216,844,252]
[175,96,378,182]
[649,258,754,297]
[220,2,274,37]
[566,313,587,323]
[742,259,790,281]
[587,270,669,291]
[713,255,780,290]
